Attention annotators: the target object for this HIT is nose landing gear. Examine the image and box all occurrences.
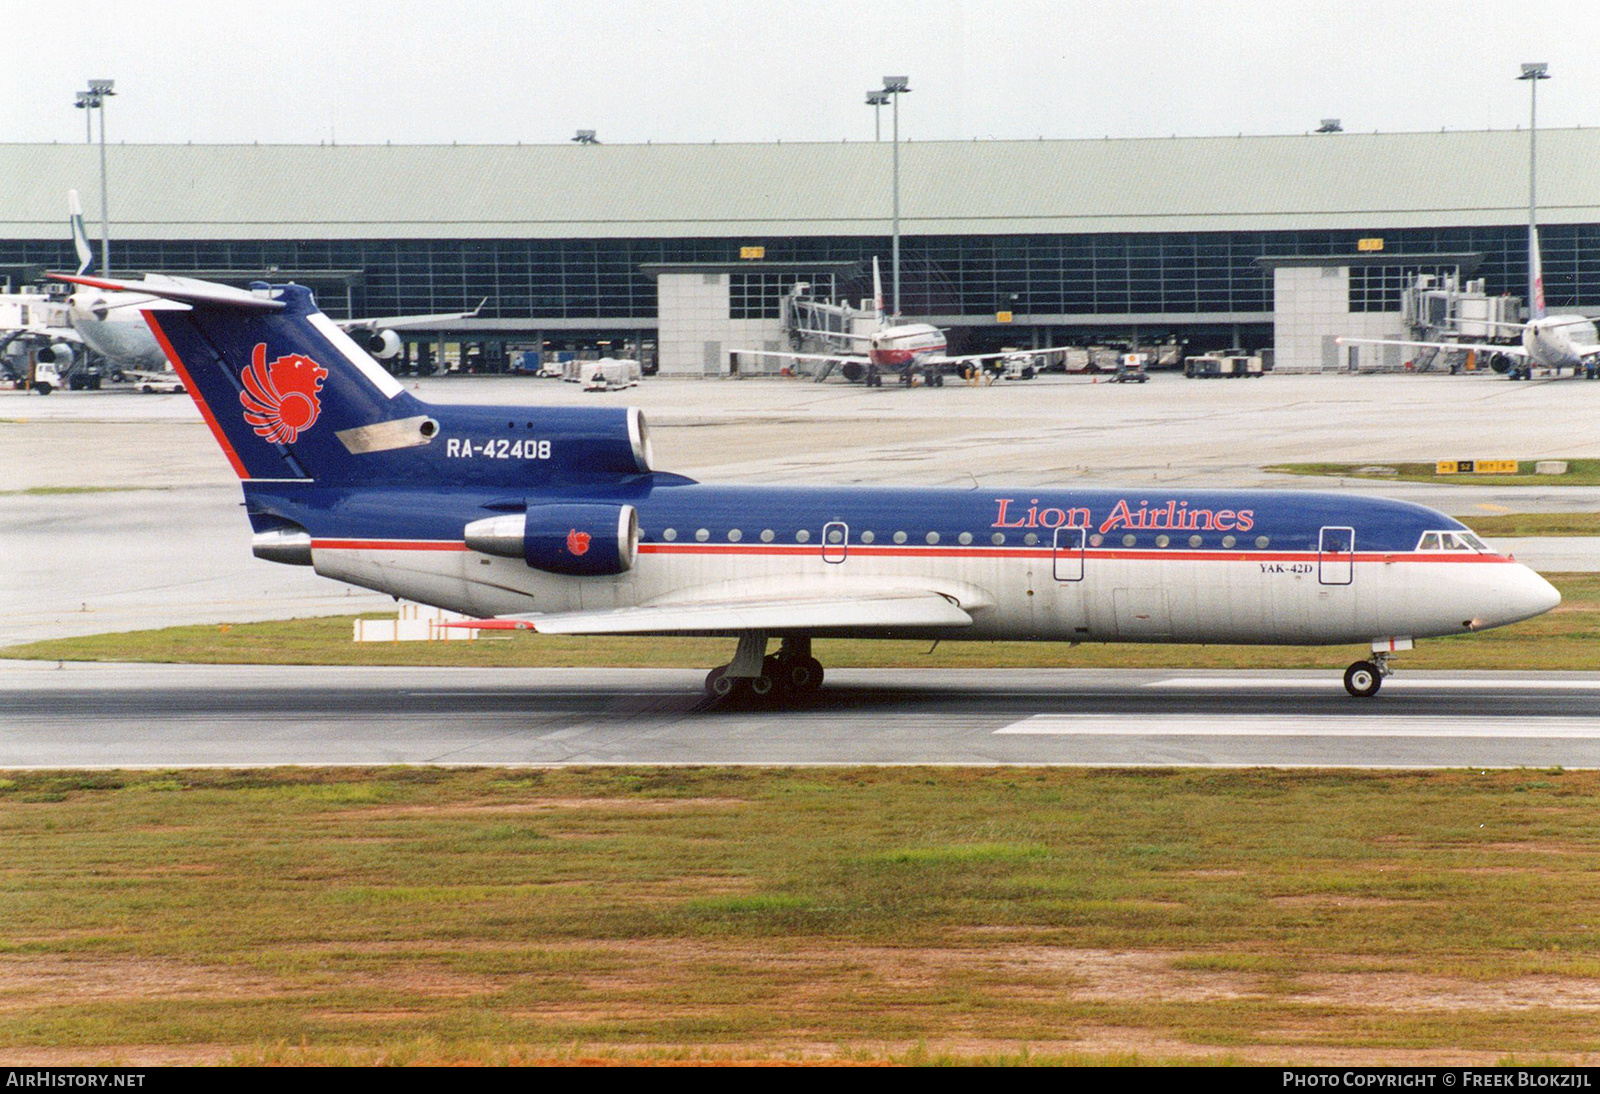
[1344,647,1400,698]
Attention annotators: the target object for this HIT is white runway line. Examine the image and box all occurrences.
[1146,677,1600,691]
[997,715,1600,738]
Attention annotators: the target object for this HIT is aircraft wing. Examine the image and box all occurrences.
[0,324,81,346]
[729,348,870,365]
[465,586,974,636]
[1334,335,1527,358]
[340,298,487,331]
[935,345,1078,366]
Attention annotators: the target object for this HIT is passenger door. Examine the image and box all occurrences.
[1052,526,1085,582]
[1318,525,1354,586]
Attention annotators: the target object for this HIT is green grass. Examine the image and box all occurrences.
[3,766,1600,1064]
[1266,459,1600,487]
[5,573,1597,671]
[1461,512,1600,537]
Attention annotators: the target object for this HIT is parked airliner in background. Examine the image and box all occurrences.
[66,275,486,379]
[57,191,485,379]
[737,259,1071,385]
[54,272,1560,700]
[1338,227,1599,379]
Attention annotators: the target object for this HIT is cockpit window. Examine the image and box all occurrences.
[1417,530,1491,553]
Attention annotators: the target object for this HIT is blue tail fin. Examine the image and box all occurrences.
[66,276,433,482]
[156,283,434,482]
[51,273,656,489]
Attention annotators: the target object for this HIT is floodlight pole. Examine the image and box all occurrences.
[1518,63,1549,317]
[881,77,910,319]
[866,90,888,143]
[76,80,116,277]
[1519,64,1548,231]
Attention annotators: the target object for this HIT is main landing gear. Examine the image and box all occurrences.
[1343,650,1397,698]
[703,633,825,704]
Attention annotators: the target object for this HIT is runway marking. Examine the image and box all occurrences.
[1146,678,1600,691]
[997,715,1600,738]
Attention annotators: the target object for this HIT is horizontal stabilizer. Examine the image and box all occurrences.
[461,587,974,636]
[49,273,284,311]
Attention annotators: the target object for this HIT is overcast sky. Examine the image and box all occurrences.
[9,1,1599,146]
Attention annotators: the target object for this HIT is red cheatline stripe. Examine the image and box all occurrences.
[311,539,1513,565]
[144,311,250,480]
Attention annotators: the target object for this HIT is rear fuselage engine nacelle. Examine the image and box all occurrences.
[465,504,639,576]
[36,342,77,366]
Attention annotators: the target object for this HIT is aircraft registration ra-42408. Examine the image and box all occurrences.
[54,273,1561,701]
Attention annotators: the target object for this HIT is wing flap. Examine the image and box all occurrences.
[480,588,973,636]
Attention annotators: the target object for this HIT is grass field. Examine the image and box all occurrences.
[1,765,1599,1066]
[5,557,1598,1064]
[4,573,1596,672]
[1267,460,1600,487]
[1463,513,1600,537]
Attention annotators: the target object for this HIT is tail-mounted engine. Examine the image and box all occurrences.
[357,329,403,360]
[36,342,76,366]
[465,503,638,576]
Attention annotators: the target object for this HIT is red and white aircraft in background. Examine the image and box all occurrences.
[1338,228,1599,380]
[735,260,1069,386]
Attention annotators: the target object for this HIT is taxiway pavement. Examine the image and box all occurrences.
[5,661,1599,769]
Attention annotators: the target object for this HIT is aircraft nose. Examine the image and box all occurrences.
[1497,564,1561,626]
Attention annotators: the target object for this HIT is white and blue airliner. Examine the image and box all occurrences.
[58,273,1561,700]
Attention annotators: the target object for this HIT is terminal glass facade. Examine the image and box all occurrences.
[3,223,1596,323]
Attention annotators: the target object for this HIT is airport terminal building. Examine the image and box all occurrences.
[2,129,1598,374]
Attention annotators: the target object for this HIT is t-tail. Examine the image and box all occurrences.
[47,274,654,489]
[68,190,95,276]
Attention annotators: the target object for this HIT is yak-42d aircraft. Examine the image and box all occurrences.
[54,273,1561,700]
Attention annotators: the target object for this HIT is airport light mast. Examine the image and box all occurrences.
[865,89,888,142]
[1518,63,1549,317]
[880,76,910,319]
[74,79,116,277]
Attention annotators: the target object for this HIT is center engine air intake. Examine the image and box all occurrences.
[465,504,639,576]
[528,406,652,477]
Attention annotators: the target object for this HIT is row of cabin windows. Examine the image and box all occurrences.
[652,527,1276,549]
